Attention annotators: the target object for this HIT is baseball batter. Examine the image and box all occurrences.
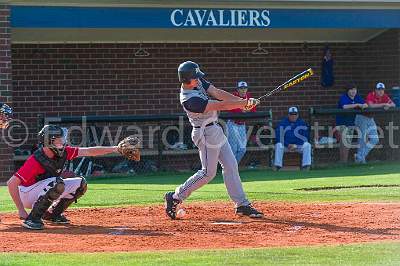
[7,125,139,230]
[164,61,263,219]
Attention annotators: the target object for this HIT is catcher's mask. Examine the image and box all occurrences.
[38,125,67,157]
[178,61,205,84]
[0,103,13,129]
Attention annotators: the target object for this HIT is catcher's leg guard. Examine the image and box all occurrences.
[25,177,65,227]
[49,177,87,218]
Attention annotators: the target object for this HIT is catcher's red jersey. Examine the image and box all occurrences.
[15,146,79,187]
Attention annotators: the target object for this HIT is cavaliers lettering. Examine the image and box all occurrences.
[171,9,271,27]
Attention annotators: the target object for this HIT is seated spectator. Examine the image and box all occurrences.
[336,84,368,163]
[274,107,311,171]
[354,82,395,163]
[227,81,256,164]
[366,82,396,109]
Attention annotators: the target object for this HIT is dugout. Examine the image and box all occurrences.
[1,0,400,178]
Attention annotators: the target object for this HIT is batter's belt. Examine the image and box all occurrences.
[193,121,219,129]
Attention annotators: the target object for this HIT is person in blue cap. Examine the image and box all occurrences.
[274,107,311,171]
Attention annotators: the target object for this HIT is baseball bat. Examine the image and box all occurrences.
[258,68,314,101]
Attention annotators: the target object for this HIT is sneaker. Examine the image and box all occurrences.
[236,205,264,218]
[164,192,181,220]
[22,218,44,230]
[273,165,281,171]
[43,212,70,224]
[302,165,311,171]
[354,154,366,164]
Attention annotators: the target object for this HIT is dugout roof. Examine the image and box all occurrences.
[8,0,400,43]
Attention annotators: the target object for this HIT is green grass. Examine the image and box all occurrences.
[1,242,399,266]
[1,162,399,265]
[1,162,399,212]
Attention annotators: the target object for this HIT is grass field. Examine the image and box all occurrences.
[1,162,399,265]
[0,242,399,266]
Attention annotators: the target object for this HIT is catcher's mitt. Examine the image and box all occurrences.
[117,136,141,161]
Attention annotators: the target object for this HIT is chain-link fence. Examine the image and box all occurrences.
[310,107,400,167]
[31,111,273,177]
[11,108,400,177]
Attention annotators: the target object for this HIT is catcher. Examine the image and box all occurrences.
[7,125,140,230]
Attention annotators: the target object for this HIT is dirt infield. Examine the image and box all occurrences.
[0,202,399,252]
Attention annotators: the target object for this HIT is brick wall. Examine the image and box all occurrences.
[353,30,400,94]
[9,29,400,173]
[0,5,13,179]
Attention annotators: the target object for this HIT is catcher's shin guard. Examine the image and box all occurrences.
[27,177,65,222]
[49,177,87,218]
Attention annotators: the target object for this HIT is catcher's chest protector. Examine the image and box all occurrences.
[33,148,67,182]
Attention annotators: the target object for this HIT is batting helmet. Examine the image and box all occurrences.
[178,61,205,83]
[38,125,66,157]
[0,103,12,129]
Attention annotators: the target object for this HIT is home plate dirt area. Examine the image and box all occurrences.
[0,202,399,252]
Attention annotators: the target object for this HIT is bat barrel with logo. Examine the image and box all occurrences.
[258,68,314,100]
[282,68,314,90]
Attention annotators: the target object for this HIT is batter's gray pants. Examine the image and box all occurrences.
[174,124,250,207]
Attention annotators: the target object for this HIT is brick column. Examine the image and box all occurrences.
[0,5,13,180]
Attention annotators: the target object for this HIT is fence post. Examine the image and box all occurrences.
[157,123,163,170]
[309,107,315,167]
[268,109,273,167]
[37,114,44,132]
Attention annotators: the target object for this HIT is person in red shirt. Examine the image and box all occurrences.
[227,81,256,164]
[354,82,395,163]
[7,125,121,230]
[366,82,396,109]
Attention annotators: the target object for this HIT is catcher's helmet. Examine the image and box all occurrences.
[38,125,66,157]
[178,61,205,83]
[0,103,12,129]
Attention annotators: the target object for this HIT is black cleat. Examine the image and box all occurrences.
[22,218,44,230]
[43,212,70,224]
[236,205,264,218]
[164,192,181,220]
